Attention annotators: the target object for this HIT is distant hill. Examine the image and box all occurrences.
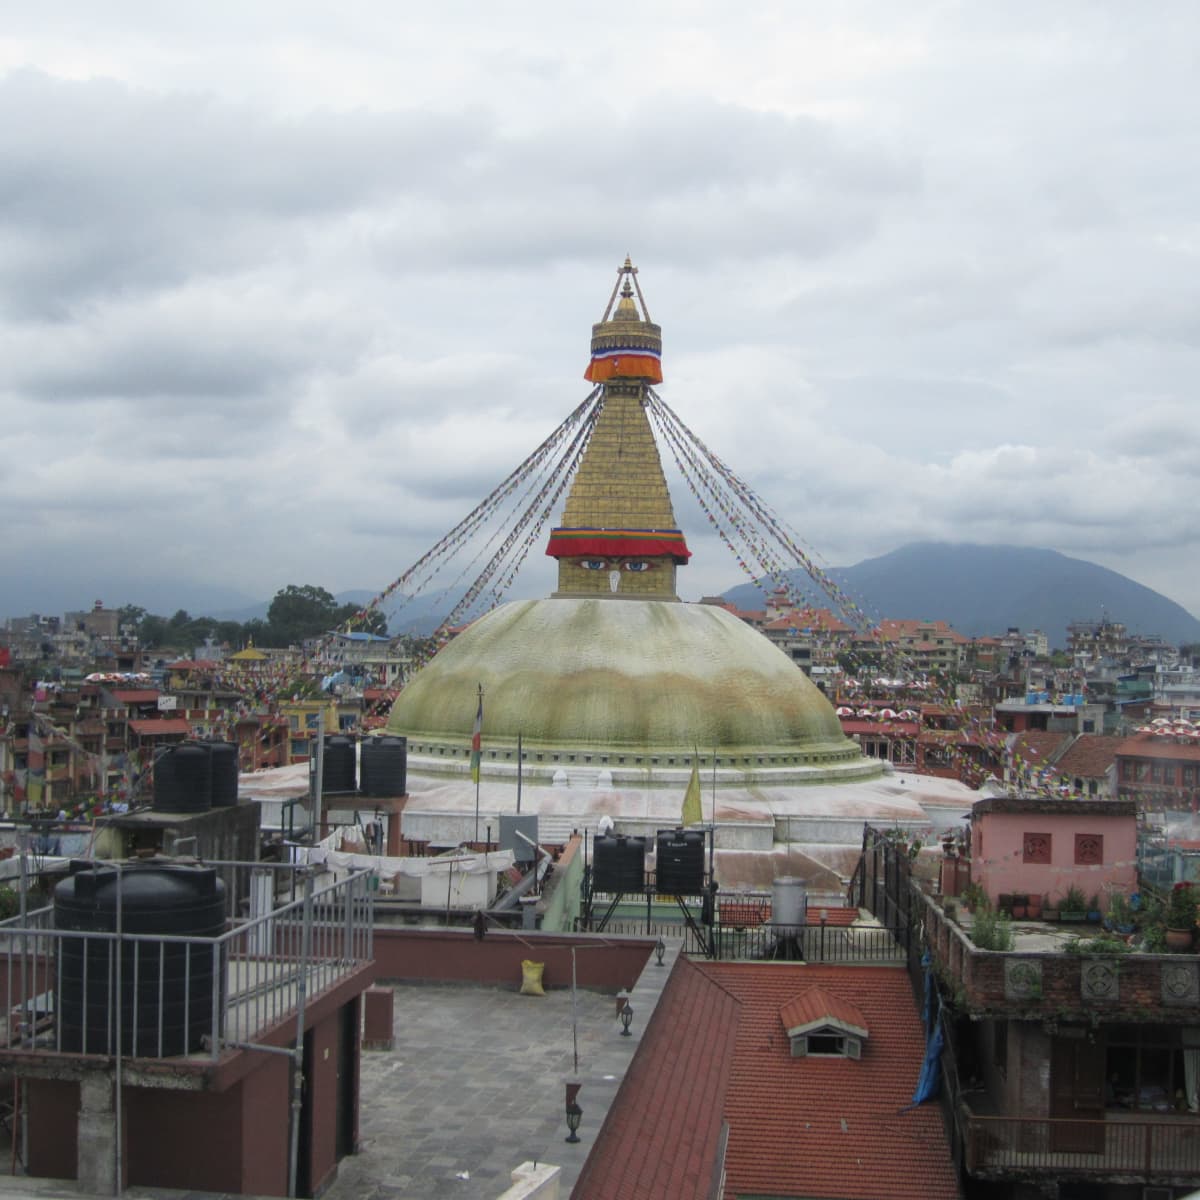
[721,542,1200,649]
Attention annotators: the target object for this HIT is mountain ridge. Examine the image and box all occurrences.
[720,542,1200,649]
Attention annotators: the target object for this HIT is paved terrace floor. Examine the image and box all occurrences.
[0,943,678,1200]
[330,973,656,1200]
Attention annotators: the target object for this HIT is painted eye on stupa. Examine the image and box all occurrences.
[622,560,654,572]
[579,559,609,571]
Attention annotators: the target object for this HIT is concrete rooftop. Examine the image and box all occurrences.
[0,941,676,1200]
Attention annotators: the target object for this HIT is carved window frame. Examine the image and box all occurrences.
[1023,832,1052,864]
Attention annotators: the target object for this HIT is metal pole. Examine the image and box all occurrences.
[516,732,522,814]
[114,861,124,1197]
[287,871,314,1200]
[314,710,326,841]
[571,947,578,1076]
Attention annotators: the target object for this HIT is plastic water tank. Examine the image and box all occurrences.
[655,829,705,894]
[207,741,239,807]
[360,735,407,797]
[322,735,357,794]
[55,862,227,1056]
[153,743,212,813]
[772,876,809,937]
[592,834,646,893]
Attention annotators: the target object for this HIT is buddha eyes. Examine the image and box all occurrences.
[575,558,656,572]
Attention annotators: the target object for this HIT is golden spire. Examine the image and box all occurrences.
[547,258,689,600]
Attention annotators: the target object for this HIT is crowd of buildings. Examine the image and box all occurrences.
[2,593,1198,820]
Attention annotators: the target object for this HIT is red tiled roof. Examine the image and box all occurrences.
[1011,730,1071,764]
[578,962,959,1200]
[129,718,190,736]
[573,958,739,1200]
[779,986,868,1038]
[841,719,919,734]
[1056,734,1121,778]
[1116,736,1200,763]
[707,963,959,1200]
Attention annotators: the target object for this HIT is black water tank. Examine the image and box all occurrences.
[55,862,227,1056]
[322,735,356,794]
[360,735,407,797]
[592,834,646,893]
[656,828,706,894]
[153,743,212,813]
[207,741,239,807]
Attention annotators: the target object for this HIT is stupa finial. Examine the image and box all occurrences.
[585,257,661,385]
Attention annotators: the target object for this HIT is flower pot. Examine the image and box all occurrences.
[1011,905,1027,920]
[1026,897,1043,920]
[998,894,1014,915]
[1061,912,1086,923]
[1166,927,1195,951]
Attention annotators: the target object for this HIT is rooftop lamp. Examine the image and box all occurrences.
[565,1100,583,1143]
[620,1001,634,1037]
[654,936,666,966]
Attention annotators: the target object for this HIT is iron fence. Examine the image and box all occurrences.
[0,863,373,1061]
[595,915,905,962]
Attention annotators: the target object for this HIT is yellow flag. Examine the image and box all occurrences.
[681,758,702,827]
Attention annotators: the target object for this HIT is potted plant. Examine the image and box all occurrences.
[1026,892,1043,920]
[998,893,1014,916]
[1106,892,1135,935]
[1061,885,1088,922]
[1011,893,1028,920]
[1087,894,1102,923]
[1042,896,1060,922]
[1166,883,1198,951]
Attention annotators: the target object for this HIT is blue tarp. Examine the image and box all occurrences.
[910,950,944,1107]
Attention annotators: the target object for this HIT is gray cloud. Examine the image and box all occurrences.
[1,3,1199,626]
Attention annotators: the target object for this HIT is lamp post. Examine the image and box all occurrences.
[565,1100,583,1143]
[620,1002,634,1036]
[654,936,666,966]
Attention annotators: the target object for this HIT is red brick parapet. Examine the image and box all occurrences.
[919,889,1200,1022]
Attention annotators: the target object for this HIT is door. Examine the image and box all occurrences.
[1051,1036,1106,1153]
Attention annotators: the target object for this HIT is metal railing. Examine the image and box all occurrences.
[966,1112,1200,1177]
[0,863,373,1062]
[594,914,906,962]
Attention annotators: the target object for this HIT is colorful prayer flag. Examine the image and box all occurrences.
[681,757,702,827]
[469,691,483,784]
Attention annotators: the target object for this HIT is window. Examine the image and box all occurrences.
[1023,833,1052,864]
[1105,1026,1187,1113]
[1075,834,1103,865]
[791,1030,862,1059]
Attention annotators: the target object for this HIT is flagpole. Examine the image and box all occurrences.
[516,731,523,814]
[700,748,710,883]
[473,682,483,845]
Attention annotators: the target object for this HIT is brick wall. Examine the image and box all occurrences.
[921,890,1200,1023]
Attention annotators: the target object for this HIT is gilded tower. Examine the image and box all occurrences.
[545,258,691,600]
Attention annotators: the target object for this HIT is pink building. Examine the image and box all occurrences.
[970,796,1136,913]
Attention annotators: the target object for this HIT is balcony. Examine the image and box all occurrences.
[0,862,373,1068]
[964,1110,1200,1183]
[919,889,1200,1022]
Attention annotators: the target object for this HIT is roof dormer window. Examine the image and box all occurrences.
[780,987,869,1061]
[791,1026,863,1059]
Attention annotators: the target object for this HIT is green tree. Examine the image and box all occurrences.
[139,614,169,648]
[267,585,341,647]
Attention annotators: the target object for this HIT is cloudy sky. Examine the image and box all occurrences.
[2,2,1198,624]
